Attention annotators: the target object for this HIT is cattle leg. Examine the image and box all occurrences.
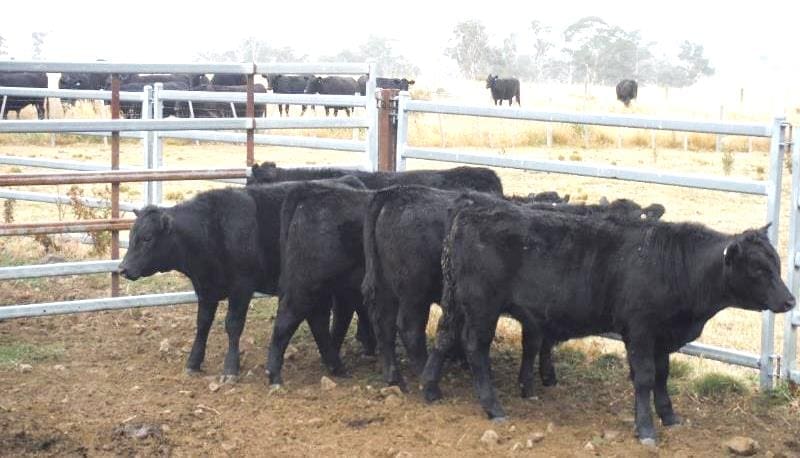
[538,338,557,386]
[265,294,305,386]
[301,105,307,116]
[625,337,658,445]
[654,351,682,426]
[186,299,219,374]
[463,310,506,420]
[371,290,404,388]
[397,301,429,376]
[420,305,463,402]
[516,316,542,399]
[220,287,254,383]
[307,306,348,377]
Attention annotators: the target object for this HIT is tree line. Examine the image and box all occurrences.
[3,17,714,88]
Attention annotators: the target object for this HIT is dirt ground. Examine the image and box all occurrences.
[2,138,800,456]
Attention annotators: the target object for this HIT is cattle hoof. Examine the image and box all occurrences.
[330,366,351,378]
[185,368,204,377]
[540,375,557,387]
[219,374,239,384]
[661,413,683,427]
[491,416,509,424]
[519,383,535,399]
[423,384,443,403]
[639,438,657,447]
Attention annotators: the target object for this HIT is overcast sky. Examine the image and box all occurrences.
[2,0,797,87]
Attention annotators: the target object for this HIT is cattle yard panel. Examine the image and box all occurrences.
[784,126,800,384]
[395,91,790,389]
[0,59,380,323]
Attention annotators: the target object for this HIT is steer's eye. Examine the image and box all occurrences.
[142,235,152,243]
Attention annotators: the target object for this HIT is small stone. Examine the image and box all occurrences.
[529,432,545,444]
[320,376,337,391]
[394,452,412,458]
[386,448,397,457]
[379,386,404,398]
[285,345,299,361]
[208,382,221,393]
[130,385,141,391]
[602,430,620,441]
[509,425,516,432]
[584,441,596,451]
[384,394,403,407]
[480,429,499,446]
[511,442,523,452]
[724,436,759,456]
[159,338,170,353]
[221,442,236,451]
[194,409,204,416]
[546,422,555,433]
[53,364,66,371]
[307,418,324,427]
[19,364,32,373]
[179,390,194,398]
[161,424,171,433]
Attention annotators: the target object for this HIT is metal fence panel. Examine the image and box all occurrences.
[0,118,251,133]
[784,126,800,383]
[0,61,254,74]
[0,86,143,102]
[0,260,120,280]
[403,100,772,137]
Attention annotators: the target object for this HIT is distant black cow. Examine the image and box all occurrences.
[116,80,192,119]
[362,186,663,389]
[184,83,267,118]
[486,74,520,106]
[356,75,416,95]
[59,72,108,91]
[304,76,359,117]
[247,161,503,194]
[0,72,48,119]
[616,79,638,107]
[118,176,365,382]
[421,199,794,445]
[211,74,247,86]
[265,74,313,116]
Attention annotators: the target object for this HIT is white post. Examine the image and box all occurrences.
[151,83,164,205]
[784,123,800,382]
[365,63,378,171]
[395,91,410,172]
[140,86,154,205]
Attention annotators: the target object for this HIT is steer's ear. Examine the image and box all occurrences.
[133,208,140,217]
[759,223,772,235]
[160,213,173,234]
[724,241,741,266]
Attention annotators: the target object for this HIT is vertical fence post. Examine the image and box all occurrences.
[395,91,410,172]
[784,124,799,382]
[365,63,378,171]
[716,105,724,152]
[151,83,164,205]
[546,124,553,147]
[761,116,788,389]
[140,85,153,205]
[0,95,7,119]
[246,68,255,166]
[110,74,121,298]
[377,88,399,171]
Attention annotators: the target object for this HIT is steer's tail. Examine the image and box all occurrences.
[361,187,400,312]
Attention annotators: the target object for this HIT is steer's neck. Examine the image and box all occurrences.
[687,235,731,322]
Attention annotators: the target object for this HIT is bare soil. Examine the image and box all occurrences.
[2,140,800,456]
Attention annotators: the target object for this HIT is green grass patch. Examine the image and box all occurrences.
[690,372,748,399]
[669,358,693,379]
[0,341,64,368]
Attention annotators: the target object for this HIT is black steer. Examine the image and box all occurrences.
[362,186,663,389]
[486,74,520,106]
[0,72,48,119]
[118,176,365,382]
[356,75,416,95]
[304,76,359,117]
[266,74,313,116]
[422,199,794,445]
[616,79,638,107]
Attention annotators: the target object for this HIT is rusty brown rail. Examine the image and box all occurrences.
[0,219,135,236]
[0,169,248,186]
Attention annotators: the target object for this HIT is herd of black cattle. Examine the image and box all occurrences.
[115,163,795,446]
[0,71,416,120]
[0,69,641,120]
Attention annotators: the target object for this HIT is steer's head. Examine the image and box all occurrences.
[118,206,177,281]
[724,225,795,313]
[247,161,279,185]
[485,74,497,89]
